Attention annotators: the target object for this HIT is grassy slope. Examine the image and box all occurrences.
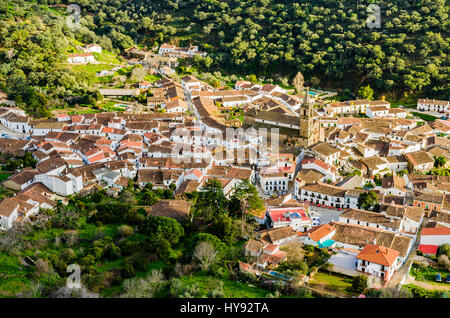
[0,253,33,297]
[308,271,355,296]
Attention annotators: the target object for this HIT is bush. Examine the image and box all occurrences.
[129,253,148,272]
[118,224,134,237]
[351,275,367,293]
[438,255,450,271]
[207,281,224,298]
[169,278,201,298]
[438,244,450,258]
[122,262,136,278]
[120,269,166,298]
[119,239,141,256]
[297,287,312,298]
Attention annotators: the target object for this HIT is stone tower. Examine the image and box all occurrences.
[299,87,320,147]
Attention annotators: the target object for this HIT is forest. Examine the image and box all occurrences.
[0,0,448,116]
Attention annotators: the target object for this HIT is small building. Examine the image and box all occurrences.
[418,226,450,255]
[299,223,336,248]
[265,206,311,232]
[83,44,102,54]
[404,150,434,172]
[98,89,140,98]
[356,244,401,282]
[67,53,95,64]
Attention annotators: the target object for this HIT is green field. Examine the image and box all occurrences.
[308,271,355,296]
[176,272,272,298]
[98,101,128,112]
[410,263,450,285]
[403,283,450,298]
[0,173,12,181]
[144,74,162,83]
[92,51,123,64]
[411,112,439,122]
[0,253,33,298]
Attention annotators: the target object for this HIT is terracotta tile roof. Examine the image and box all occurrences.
[244,239,263,254]
[301,182,347,197]
[357,244,399,266]
[341,208,401,230]
[405,150,434,166]
[382,175,406,192]
[260,226,297,244]
[307,223,336,242]
[421,227,450,236]
[147,200,192,221]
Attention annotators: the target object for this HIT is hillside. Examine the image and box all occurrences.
[0,0,448,118]
[56,0,449,99]
[0,0,124,117]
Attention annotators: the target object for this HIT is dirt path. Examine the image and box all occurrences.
[404,275,450,291]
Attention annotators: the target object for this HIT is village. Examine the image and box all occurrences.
[0,41,449,297]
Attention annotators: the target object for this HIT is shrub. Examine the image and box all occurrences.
[438,255,450,271]
[119,239,141,256]
[129,253,148,272]
[438,244,450,258]
[207,280,224,298]
[120,269,166,298]
[80,255,96,267]
[352,275,367,293]
[118,224,134,237]
[35,258,50,276]
[122,263,136,278]
[297,287,312,298]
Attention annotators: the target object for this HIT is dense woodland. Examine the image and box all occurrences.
[45,0,449,95]
[0,0,448,118]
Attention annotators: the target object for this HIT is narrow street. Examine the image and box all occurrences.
[386,218,428,289]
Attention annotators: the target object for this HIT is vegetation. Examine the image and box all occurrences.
[410,262,450,284]
[0,0,448,119]
[0,178,271,298]
[2,152,38,172]
[308,271,355,296]
[411,112,439,122]
[357,190,379,211]
[403,284,450,298]
[66,0,449,100]
[351,275,368,294]
[433,155,447,168]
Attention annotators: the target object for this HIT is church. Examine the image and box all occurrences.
[250,87,323,148]
[298,87,322,147]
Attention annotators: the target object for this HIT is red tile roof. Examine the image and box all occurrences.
[421,227,450,236]
[356,244,399,267]
[418,244,439,255]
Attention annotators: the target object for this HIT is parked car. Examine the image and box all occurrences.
[446,275,450,283]
[436,273,442,282]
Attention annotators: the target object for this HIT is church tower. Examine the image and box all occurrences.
[299,87,320,147]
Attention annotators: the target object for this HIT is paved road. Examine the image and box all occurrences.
[386,218,427,289]
[403,275,450,291]
[404,107,447,119]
